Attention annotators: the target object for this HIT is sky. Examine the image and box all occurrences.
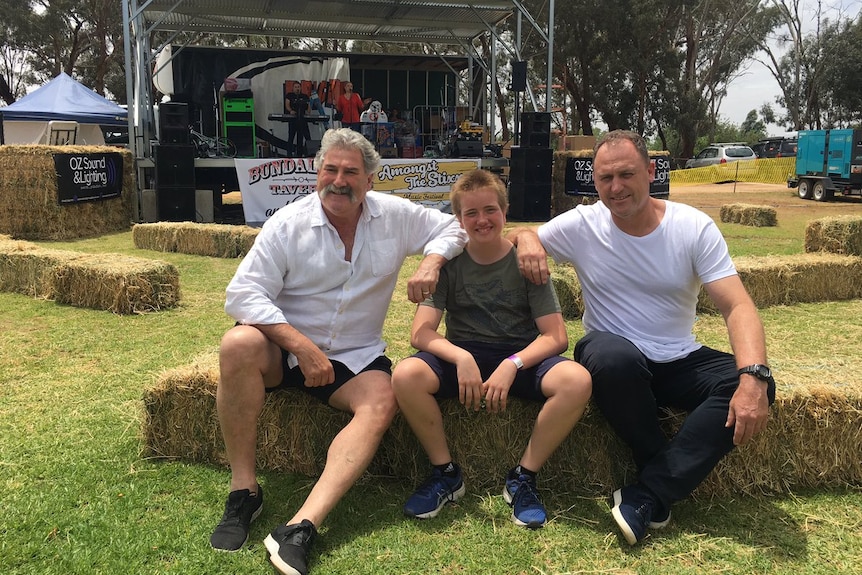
[720,0,861,136]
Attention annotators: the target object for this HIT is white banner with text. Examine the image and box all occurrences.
[235,157,481,227]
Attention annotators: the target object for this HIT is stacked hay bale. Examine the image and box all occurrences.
[719,203,778,227]
[0,145,136,240]
[0,235,179,313]
[143,350,862,496]
[805,215,862,255]
[133,222,259,258]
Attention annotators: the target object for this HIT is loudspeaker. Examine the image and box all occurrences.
[508,183,551,222]
[511,60,527,92]
[452,139,484,157]
[225,124,255,158]
[159,102,190,144]
[509,147,553,184]
[157,186,196,222]
[520,111,551,148]
[154,144,195,188]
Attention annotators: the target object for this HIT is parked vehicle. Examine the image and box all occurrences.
[788,129,862,201]
[684,143,757,169]
[752,136,797,159]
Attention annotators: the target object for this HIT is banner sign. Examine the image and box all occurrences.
[564,153,670,198]
[235,157,481,227]
[53,153,124,204]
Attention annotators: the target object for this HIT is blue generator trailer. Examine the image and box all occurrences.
[788,129,862,201]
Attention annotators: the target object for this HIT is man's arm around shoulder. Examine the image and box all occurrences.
[505,226,549,285]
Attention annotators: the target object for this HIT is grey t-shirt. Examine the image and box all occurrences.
[423,246,561,347]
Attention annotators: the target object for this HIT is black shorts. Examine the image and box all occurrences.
[267,352,393,404]
[412,340,570,402]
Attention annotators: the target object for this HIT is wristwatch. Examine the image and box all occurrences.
[507,354,525,370]
[738,364,774,384]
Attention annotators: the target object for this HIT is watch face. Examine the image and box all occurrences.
[755,365,772,379]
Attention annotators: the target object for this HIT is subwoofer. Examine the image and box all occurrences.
[520,111,551,148]
[154,144,195,188]
[158,102,190,144]
[509,147,552,184]
[507,182,551,222]
[156,187,196,222]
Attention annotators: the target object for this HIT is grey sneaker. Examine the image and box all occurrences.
[264,519,317,575]
[209,486,263,551]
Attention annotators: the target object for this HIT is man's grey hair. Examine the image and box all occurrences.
[594,130,650,166]
[315,128,380,175]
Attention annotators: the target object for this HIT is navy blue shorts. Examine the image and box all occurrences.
[412,340,570,402]
[268,352,393,404]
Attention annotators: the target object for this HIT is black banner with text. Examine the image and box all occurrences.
[564,154,670,198]
[53,153,124,204]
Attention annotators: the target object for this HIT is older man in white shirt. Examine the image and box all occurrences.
[210,128,467,575]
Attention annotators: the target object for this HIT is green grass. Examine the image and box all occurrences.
[1,187,861,574]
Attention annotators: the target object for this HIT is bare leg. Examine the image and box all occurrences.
[217,325,284,492]
[391,357,451,465]
[286,369,398,527]
[519,361,591,471]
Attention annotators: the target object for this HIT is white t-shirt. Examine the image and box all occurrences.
[538,200,737,362]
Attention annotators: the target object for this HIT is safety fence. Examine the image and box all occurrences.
[670,157,796,186]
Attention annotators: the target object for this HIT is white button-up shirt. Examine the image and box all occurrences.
[225,191,467,373]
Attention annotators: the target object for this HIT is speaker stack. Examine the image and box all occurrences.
[155,102,195,221]
[508,111,552,222]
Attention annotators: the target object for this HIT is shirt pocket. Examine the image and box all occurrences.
[369,239,399,277]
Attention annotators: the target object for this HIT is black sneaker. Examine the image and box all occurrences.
[210,486,264,551]
[611,484,659,545]
[649,502,672,529]
[264,519,317,575]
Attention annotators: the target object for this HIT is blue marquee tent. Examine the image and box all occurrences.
[0,73,127,144]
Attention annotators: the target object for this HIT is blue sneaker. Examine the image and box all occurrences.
[404,468,466,519]
[611,484,662,545]
[503,473,547,528]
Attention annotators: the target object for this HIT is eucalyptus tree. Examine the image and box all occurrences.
[672,0,781,157]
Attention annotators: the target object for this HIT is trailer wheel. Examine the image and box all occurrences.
[812,181,832,202]
[797,179,812,199]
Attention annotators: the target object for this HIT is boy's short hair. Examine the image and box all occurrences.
[450,169,508,216]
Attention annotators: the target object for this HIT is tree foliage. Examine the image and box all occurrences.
[2,1,859,145]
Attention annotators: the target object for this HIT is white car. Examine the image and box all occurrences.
[685,143,757,169]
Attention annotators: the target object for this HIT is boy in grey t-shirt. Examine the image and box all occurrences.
[391,169,592,528]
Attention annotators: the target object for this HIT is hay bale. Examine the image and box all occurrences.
[142,351,862,496]
[0,145,136,240]
[719,203,777,227]
[0,236,180,313]
[697,253,862,313]
[550,262,583,320]
[0,234,82,297]
[805,215,862,255]
[133,222,259,258]
[51,254,180,314]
